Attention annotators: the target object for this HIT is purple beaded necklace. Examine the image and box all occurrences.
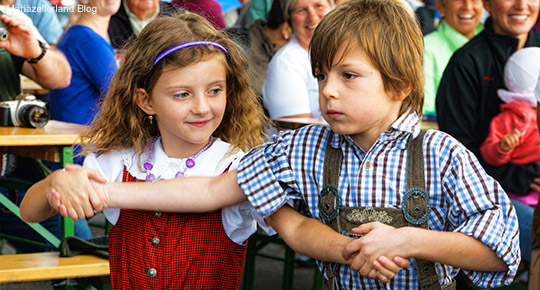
[143,137,216,181]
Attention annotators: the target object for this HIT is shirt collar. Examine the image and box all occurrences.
[124,1,160,36]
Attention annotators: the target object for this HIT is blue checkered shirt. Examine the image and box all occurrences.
[237,113,520,289]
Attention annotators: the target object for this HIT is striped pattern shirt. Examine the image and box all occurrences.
[237,113,520,289]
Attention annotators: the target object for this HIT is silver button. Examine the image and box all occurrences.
[147,268,157,278]
[153,211,162,218]
[150,237,159,246]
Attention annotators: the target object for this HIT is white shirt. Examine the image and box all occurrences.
[262,37,321,119]
[123,1,160,36]
[84,138,274,245]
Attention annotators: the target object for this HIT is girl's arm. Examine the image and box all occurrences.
[342,222,507,276]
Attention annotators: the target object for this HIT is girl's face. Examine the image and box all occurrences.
[139,54,228,158]
[317,44,405,152]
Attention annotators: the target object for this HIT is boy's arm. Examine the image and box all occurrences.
[49,170,248,219]
[266,205,410,283]
[20,167,106,222]
[343,222,507,276]
[103,170,247,212]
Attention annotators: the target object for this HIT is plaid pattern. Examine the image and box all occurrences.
[109,168,247,289]
[237,112,520,289]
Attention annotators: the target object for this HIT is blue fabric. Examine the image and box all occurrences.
[15,0,63,44]
[237,112,521,288]
[49,25,117,126]
[510,198,533,262]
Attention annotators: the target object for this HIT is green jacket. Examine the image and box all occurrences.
[423,21,483,116]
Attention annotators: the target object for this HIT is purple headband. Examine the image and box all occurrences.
[153,40,229,65]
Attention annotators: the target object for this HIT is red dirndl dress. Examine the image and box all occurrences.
[108,167,247,289]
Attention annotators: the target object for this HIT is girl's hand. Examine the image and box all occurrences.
[343,222,409,277]
[47,165,106,220]
[498,128,521,152]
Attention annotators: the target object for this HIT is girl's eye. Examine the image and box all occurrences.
[174,92,190,99]
[209,88,223,95]
[315,73,327,81]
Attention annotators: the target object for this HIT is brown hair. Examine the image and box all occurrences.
[80,13,268,156]
[310,0,424,116]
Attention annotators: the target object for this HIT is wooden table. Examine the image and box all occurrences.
[0,120,87,248]
[20,75,49,96]
[0,252,109,283]
[273,117,439,131]
[273,117,329,131]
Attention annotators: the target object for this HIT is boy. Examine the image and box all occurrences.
[23,0,519,288]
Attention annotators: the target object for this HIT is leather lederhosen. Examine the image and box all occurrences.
[318,130,455,290]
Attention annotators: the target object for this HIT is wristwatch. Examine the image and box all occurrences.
[27,40,48,64]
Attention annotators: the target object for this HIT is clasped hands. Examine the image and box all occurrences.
[46,164,411,283]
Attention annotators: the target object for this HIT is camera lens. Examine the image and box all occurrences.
[0,22,8,41]
[17,104,49,128]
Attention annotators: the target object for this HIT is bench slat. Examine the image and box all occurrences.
[0,252,109,283]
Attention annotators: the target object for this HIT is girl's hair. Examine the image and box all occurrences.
[80,13,268,156]
[310,0,424,116]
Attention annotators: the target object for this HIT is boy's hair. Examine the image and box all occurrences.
[80,13,268,156]
[310,0,424,116]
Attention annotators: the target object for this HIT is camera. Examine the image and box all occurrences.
[0,94,49,128]
[0,11,8,41]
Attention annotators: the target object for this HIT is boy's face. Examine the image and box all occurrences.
[316,45,405,151]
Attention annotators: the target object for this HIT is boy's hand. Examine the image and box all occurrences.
[367,256,410,283]
[47,165,107,220]
[498,128,521,152]
[343,222,409,277]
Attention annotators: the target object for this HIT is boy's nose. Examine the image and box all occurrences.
[320,79,338,100]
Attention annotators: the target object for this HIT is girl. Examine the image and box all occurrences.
[22,13,269,289]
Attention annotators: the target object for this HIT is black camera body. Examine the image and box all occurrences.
[0,94,49,128]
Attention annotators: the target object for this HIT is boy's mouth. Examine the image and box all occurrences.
[325,110,343,119]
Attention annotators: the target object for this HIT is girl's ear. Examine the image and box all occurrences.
[136,88,155,115]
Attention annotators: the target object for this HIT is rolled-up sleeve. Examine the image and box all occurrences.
[442,142,520,287]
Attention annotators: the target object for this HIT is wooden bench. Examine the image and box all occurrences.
[0,252,109,284]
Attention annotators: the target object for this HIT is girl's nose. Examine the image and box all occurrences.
[192,95,211,114]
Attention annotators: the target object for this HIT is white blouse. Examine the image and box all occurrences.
[83,137,274,245]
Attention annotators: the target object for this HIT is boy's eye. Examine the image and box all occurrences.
[343,72,356,80]
[315,73,327,81]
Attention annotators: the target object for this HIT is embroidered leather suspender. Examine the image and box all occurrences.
[318,130,450,290]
